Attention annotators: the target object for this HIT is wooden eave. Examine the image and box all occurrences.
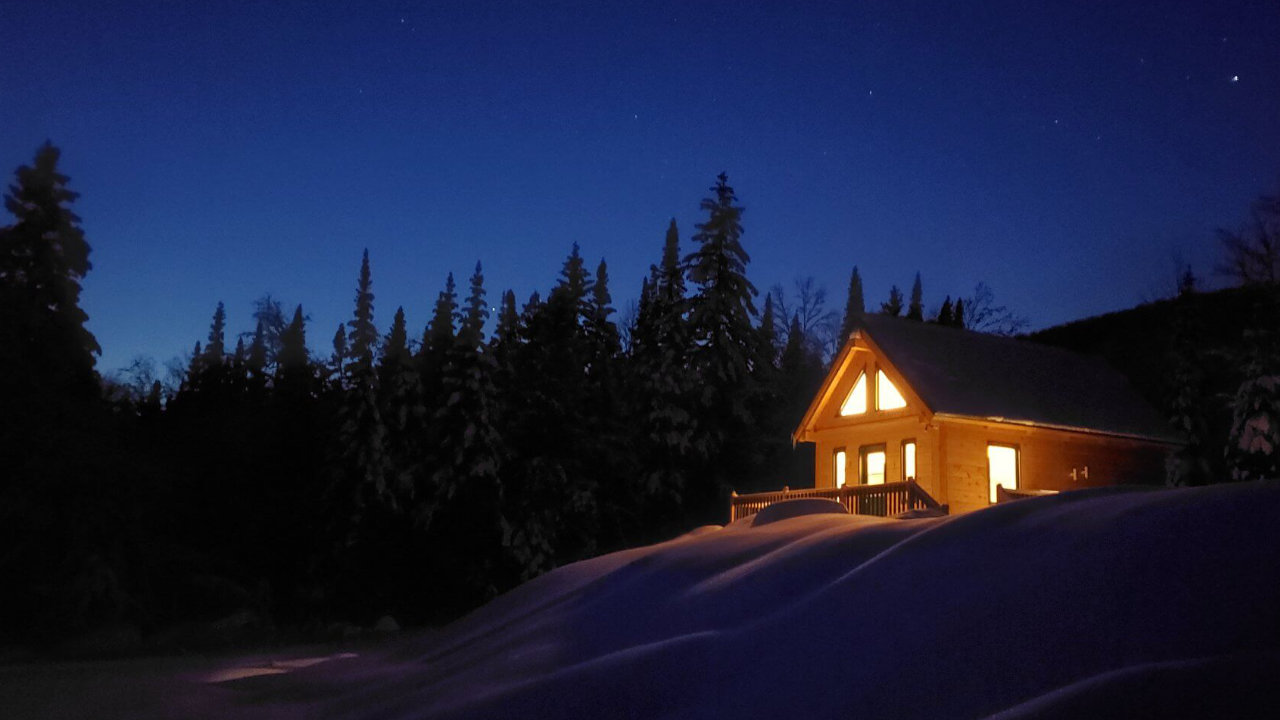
[792,329,935,445]
[931,412,1185,446]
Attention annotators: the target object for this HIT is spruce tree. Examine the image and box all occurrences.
[627,220,698,539]
[345,249,379,376]
[1178,266,1197,297]
[461,262,489,347]
[492,289,520,353]
[378,306,425,508]
[586,258,635,549]
[246,321,268,382]
[518,291,542,340]
[555,243,591,324]
[204,302,227,363]
[633,276,655,350]
[430,262,508,612]
[419,273,458,394]
[685,173,758,391]
[501,248,601,574]
[381,307,410,372]
[937,296,955,326]
[185,341,205,386]
[907,272,924,321]
[658,219,686,302]
[586,259,621,365]
[838,266,865,342]
[1165,293,1212,486]
[683,172,758,523]
[0,142,99,395]
[779,314,811,384]
[412,273,459,522]
[1225,328,1280,482]
[277,305,310,385]
[953,297,966,328]
[757,293,778,370]
[881,285,904,316]
[488,289,522,431]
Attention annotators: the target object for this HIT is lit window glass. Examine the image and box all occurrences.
[988,445,1018,502]
[840,371,867,416]
[834,449,847,488]
[902,441,916,480]
[861,446,886,485]
[877,369,907,410]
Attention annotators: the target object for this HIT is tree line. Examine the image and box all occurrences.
[4,141,1275,648]
[4,152,841,643]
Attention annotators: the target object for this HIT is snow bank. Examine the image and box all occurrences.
[749,497,848,526]
[11,483,1280,719]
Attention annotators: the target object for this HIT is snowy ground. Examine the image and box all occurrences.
[3,482,1279,719]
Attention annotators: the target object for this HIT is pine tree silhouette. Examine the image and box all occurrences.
[838,266,865,341]
[204,301,227,363]
[683,173,759,524]
[345,249,379,376]
[907,272,924,321]
[881,285,904,316]
[0,141,99,394]
[937,296,955,325]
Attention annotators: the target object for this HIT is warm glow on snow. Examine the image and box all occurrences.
[840,371,867,415]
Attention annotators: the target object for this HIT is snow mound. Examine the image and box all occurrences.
[20,483,1280,719]
[749,497,848,526]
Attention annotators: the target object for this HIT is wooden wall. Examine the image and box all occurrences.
[809,416,943,501]
[794,331,1176,515]
[939,419,1173,515]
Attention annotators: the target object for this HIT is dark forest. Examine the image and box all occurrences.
[2,143,1277,652]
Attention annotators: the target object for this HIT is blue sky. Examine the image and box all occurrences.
[3,0,1278,374]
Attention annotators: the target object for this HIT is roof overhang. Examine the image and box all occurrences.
[793,332,861,445]
[792,328,934,445]
[932,412,1186,446]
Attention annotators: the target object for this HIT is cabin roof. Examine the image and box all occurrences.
[799,314,1182,444]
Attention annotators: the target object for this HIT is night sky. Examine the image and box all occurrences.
[4,1,1278,376]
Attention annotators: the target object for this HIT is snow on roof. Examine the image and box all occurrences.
[856,313,1181,442]
[115,482,1280,719]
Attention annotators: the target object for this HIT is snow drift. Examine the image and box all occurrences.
[21,483,1280,718]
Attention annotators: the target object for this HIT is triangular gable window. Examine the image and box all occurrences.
[840,371,867,416]
[876,370,907,410]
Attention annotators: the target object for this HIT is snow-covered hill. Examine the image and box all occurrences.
[8,483,1280,719]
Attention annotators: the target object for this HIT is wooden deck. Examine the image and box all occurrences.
[729,480,946,522]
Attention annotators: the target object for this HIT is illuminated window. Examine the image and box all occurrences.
[876,369,907,410]
[860,444,886,485]
[988,444,1019,502]
[902,440,916,481]
[840,371,867,416]
[834,448,847,488]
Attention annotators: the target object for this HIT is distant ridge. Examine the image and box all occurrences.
[1029,283,1280,409]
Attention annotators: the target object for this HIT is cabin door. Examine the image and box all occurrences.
[858,445,887,515]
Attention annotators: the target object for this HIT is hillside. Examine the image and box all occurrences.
[1029,283,1279,409]
[5,482,1278,719]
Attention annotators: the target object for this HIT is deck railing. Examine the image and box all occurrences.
[729,479,945,523]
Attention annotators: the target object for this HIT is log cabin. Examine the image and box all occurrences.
[731,314,1183,520]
